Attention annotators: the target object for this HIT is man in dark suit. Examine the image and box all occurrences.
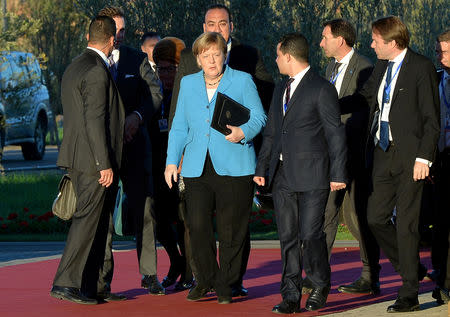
[50,16,124,304]
[431,29,450,304]
[169,3,274,297]
[342,16,440,312]
[97,6,164,296]
[254,33,348,314]
[315,19,381,296]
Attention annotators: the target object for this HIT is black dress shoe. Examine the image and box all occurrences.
[271,300,300,314]
[231,284,248,297]
[217,295,232,304]
[97,291,127,302]
[175,278,195,291]
[386,296,420,313]
[141,275,166,295]
[338,277,380,295]
[50,286,97,305]
[432,287,444,304]
[161,276,178,288]
[186,285,210,301]
[301,277,313,295]
[305,286,330,311]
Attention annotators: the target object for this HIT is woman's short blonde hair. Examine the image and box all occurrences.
[192,32,227,56]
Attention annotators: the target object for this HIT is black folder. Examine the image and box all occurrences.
[211,92,250,135]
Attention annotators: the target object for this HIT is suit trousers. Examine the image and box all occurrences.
[323,173,380,282]
[432,149,450,289]
[99,140,157,291]
[53,169,117,297]
[272,162,330,302]
[367,145,423,298]
[183,154,253,297]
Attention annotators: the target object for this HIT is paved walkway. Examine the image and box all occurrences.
[0,240,447,316]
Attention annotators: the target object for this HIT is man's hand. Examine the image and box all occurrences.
[124,112,141,143]
[413,161,429,181]
[164,164,178,188]
[99,168,114,187]
[225,125,245,143]
[253,176,265,186]
[330,182,346,192]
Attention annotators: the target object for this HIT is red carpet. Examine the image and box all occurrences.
[0,247,433,316]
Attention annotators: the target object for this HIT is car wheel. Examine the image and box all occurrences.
[21,117,46,160]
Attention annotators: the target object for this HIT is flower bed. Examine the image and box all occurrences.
[0,207,69,234]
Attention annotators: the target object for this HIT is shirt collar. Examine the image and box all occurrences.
[87,47,109,66]
[390,48,407,63]
[291,65,311,83]
[111,49,120,63]
[337,48,354,65]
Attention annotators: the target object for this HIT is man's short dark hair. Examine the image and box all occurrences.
[205,4,232,22]
[98,6,125,19]
[88,15,116,45]
[372,16,410,49]
[323,19,356,47]
[141,31,161,45]
[279,33,309,63]
[437,29,450,43]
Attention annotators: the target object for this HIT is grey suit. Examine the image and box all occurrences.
[322,51,380,283]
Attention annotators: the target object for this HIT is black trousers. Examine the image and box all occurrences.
[183,154,253,297]
[323,171,380,282]
[53,169,118,297]
[432,149,450,289]
[367,145,423,298]
[272,162,330,302]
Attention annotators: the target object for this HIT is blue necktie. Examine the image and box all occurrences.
[379,61,394,151]
[283,78,295,113]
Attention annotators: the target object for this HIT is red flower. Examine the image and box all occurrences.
[19,221,29,227]
[7,213,18,220]
[44,211,54,218]
[261,219,273,225]
[0,216,3,221]
[23,207,29,213]
[259,209,268,215]
[29,214,36,220]
[1,224,7,229]
[251,211,258,216]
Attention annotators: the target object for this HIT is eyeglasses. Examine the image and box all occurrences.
[156,65,178,74]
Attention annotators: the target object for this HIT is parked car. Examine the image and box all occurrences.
[0,51,53,161]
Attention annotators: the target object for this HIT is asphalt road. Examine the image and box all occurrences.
[1,145,59,173]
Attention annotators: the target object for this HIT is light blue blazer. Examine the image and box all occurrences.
[167,66,266,177]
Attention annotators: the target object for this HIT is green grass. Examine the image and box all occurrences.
[0,172,60,219]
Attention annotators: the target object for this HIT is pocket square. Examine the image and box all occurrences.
[125,74,135,78]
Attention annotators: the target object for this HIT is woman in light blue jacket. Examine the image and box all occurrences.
[165,32,266,304]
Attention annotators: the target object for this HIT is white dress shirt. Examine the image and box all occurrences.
[333,48,354,95]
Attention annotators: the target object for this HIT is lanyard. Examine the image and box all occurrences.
[329,67,344,85]
[440,78,450,110]
[383,60,403,104]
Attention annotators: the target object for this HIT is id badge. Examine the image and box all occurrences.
[158,118,168,132]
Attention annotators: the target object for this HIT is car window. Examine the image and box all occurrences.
[0,58,14,90]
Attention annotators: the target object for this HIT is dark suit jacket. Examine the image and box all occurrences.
[325,51,373,174]
[342,48,440,165]
[117,45,162,122]
[57,49,124,174]
[169,37,274,128]
[255,68,348,191]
